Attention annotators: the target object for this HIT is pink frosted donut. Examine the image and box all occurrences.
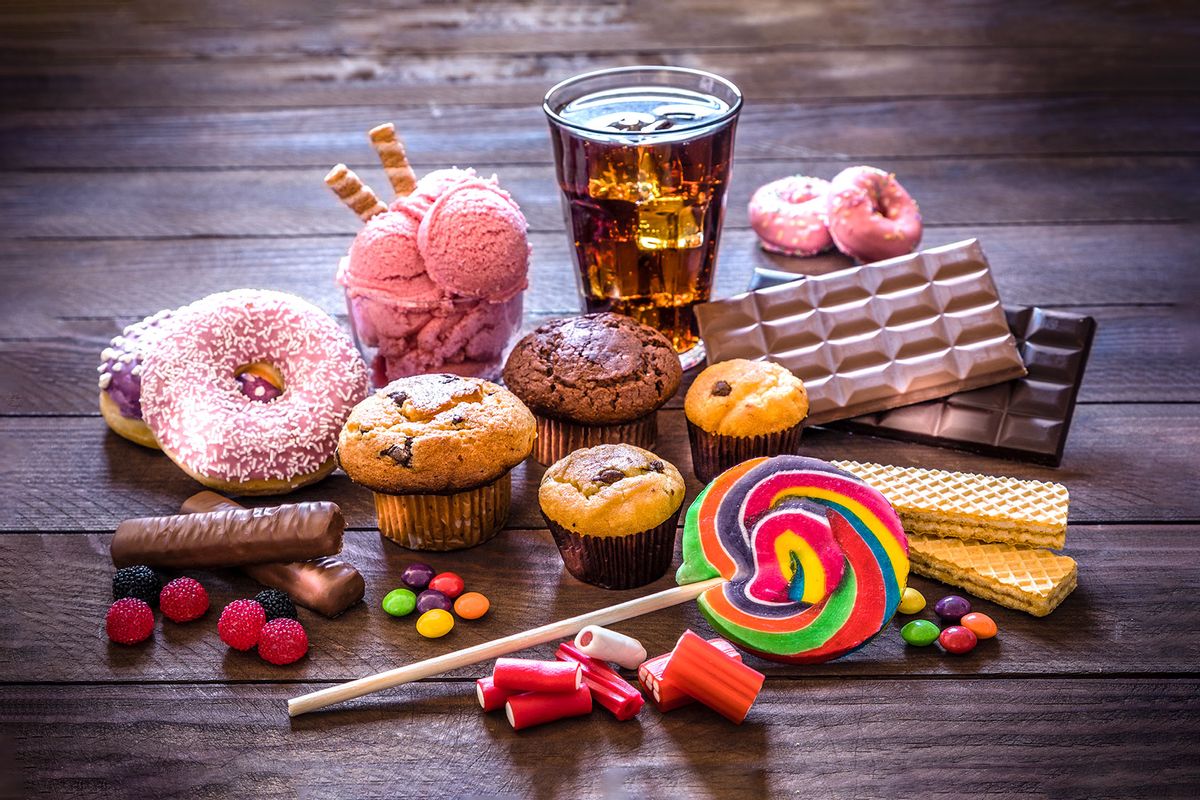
[141,290,370,495]
[748,176,834,256]
[826,166,922,262]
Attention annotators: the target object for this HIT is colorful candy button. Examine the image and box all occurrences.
[960,612,998,639]
[381,588,417,617]
[900,619,940,647]
[401,563,436,591]
[934,594,971,623]
[453,591,490,620]
[428,572,465,600]
[416,609,454,638]
[416,589,452,613]
[938,625,978,655]
[897,587,926,615]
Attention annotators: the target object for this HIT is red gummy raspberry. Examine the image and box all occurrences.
[159,577,210,623]
[257,618,309,665]
[106,598,154,645]
[218,599,266,651]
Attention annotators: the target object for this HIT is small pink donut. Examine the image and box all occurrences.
[141,289,370,495]
[826,166,922,263]
[748,176,834,256]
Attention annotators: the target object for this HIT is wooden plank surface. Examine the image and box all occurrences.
[3,0,1198,797]
[0,524,1195,684]
[2,404,1198,532]
[4,680,1198,799]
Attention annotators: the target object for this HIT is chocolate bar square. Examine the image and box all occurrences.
[697,239,1028,425]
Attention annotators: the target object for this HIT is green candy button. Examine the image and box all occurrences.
[382,588,417,617]
[901,619,940,647]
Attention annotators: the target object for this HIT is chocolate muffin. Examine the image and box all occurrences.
[502,313,683,465]
[684,359,809,484]
[539,444,686,589]
[338,373,536,550]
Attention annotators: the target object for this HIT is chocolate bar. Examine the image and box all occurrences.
[751,266,1095,466]
[111,503,344,569]
[696,239,1027,425]
[180,492,365,618]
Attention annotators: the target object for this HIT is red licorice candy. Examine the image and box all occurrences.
[555,642,645,721]
[638,637,742,713]
[492,658,582,694]
[476,675,514,712]
[505,684,592,731]
[661,630,765,724]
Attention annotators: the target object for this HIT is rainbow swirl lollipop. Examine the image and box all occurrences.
[677,455,908,663]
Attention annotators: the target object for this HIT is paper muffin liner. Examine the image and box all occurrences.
[374,472,511,551]
[686,420,804,485]
[543,506,682,590]
[532,413,657,466]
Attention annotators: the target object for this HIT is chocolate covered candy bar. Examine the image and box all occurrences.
[180,492,365,618]
[697,239,1027,425]
[112,502,344,569]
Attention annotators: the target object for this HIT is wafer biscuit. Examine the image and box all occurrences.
[368,123,418,197]
[834,460,1068,550]
[324,163,387,221]
[908,535,1077,616]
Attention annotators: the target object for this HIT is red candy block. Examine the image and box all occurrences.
[661,630,765,724]
[492,658,582,694]
[505,684,593,730]
[476,676,514,712]
[638,637,742,712]
[555,642,645,721]
[428,572,465,600]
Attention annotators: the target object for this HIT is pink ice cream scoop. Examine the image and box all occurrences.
[390,167,478,220]
[346,211,424,281]
[417,180,530,301]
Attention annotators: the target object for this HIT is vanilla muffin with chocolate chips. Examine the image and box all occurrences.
[684,359,808,484]
[503,313,683,465]
[338,373,535,550]
[539,444,685,589]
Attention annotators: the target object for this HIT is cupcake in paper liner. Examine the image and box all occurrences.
[503,313,682,466]
[337,373,535,551]
[684,359,809,484]
[539,444,686,589]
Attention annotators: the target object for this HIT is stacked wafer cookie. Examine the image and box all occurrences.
[835,460,1076,616]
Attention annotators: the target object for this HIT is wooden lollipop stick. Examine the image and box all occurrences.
[324,163,387,221]
[287,577,724,717]
[368,123,418,197]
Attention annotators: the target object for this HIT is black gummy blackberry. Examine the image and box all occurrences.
[112,565,162,606]
[255,588,298,621]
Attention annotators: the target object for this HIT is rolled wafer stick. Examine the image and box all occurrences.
[368,123,418,197]
[287,577,724,717]
[180,492,365,618]
[324,163,387,221]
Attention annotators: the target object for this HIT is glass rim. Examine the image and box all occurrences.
[542,65,743,137]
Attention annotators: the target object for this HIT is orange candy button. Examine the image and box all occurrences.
[454,592,490,620]
[960,612,998,639]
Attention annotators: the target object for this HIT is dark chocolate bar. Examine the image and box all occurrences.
[750,267,1096,466]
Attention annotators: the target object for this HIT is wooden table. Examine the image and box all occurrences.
[2,2,1198,797]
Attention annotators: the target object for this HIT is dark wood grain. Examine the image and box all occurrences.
[4,95,1198,170]
[0,524,1195,684]
[3,679,1198,799]
[2,404,1197,532]
[3,0,1199,795]
[5,46,1200,112]
[3,0,1195,59]
[2,157,1194,240]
